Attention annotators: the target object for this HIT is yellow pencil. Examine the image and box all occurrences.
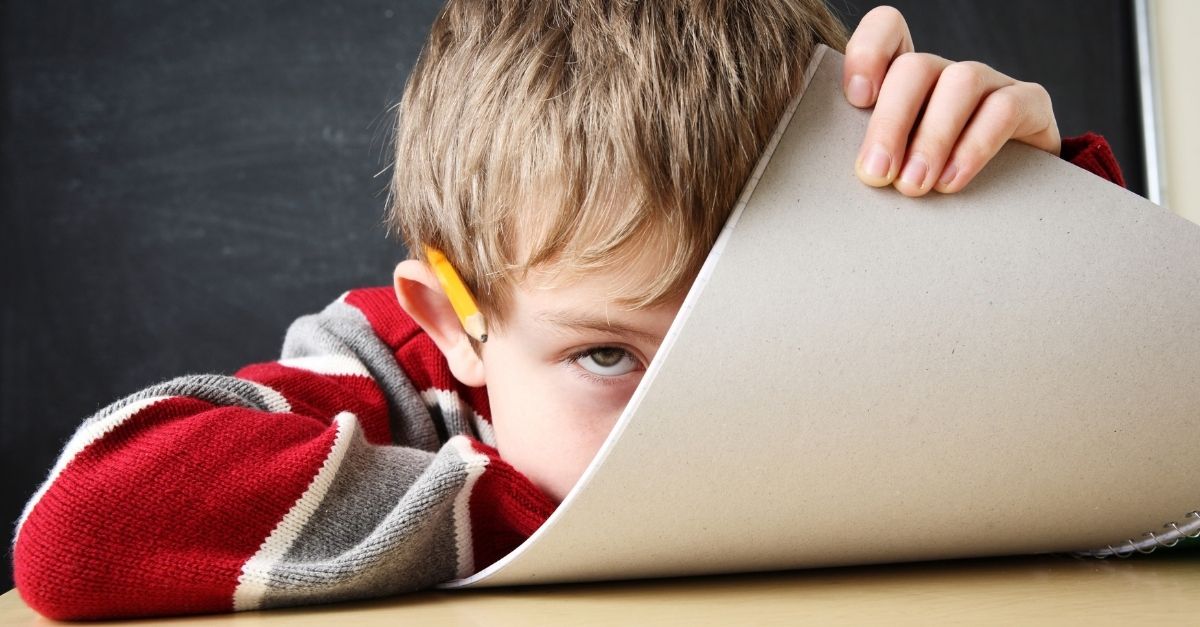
[424,245,488,343]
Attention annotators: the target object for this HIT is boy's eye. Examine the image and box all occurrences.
[574,347,640,377]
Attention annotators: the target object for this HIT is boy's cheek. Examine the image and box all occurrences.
[488,377,627,500]
[547,373,640,443]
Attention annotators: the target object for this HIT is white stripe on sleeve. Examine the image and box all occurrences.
[448,435,490,579]
[233,411,359,611]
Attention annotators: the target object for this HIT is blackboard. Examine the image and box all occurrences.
[0,0,1143,591]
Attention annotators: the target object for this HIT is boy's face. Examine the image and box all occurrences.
[479,267,683,503]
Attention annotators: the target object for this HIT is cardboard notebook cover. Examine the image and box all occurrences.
[452,46,1200,588]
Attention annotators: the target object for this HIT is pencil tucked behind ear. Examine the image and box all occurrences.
[393,260,486,387]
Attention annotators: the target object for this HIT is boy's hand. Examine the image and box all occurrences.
[843,6,1061,197]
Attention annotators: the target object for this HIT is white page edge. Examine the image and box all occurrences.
[443,44,832,589]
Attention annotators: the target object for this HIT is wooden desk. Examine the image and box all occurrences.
[4,553,1198,625]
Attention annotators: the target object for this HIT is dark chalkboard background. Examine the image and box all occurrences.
[1,1,1142,592]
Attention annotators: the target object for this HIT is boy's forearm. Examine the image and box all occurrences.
[12,288,553,620]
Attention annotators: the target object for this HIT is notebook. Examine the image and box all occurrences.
[451,46,1200,588]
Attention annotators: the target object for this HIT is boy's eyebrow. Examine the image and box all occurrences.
[535,309,664,344]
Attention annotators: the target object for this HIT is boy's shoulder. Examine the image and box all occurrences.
[337,285,493,422]
[339,286,427,349]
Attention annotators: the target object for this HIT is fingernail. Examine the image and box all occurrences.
[900,155,928,189]
[939,162,958,187]
[847,74,872,107]
[861,145,891,181]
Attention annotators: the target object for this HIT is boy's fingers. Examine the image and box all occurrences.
[934,81,1061,193]
[1009,81,1061,155]
[894,61,1010,197]
[933,86,1026,194]
[843,5,914,108]
[855,52,950,188]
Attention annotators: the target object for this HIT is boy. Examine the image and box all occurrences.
[12,2,1122,619]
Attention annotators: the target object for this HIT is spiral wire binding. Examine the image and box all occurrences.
[1074,511,1200,558]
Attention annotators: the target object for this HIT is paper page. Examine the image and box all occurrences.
[451,47,1200,587]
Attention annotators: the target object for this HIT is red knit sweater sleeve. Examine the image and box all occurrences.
[12,288,554,620]
[1061,132,1125,187]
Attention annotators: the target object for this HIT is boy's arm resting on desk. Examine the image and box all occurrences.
[11,287,555,621]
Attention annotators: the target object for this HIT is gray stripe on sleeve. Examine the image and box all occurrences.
[256,435,467,607]
[281,299,441,451]
[279,431,440,563]
[75,373,288,429]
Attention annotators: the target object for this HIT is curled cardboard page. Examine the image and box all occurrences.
[450,46,1200,588]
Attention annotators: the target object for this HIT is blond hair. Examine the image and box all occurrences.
[388,0,846,323]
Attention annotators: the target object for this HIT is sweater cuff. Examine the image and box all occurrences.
[466,439,558,572]
[1060,132,1126,188]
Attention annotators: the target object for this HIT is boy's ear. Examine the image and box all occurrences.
[392,259,486,388]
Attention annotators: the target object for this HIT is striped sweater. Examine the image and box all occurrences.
[12,287,556,620]
[11,133,1126,620]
